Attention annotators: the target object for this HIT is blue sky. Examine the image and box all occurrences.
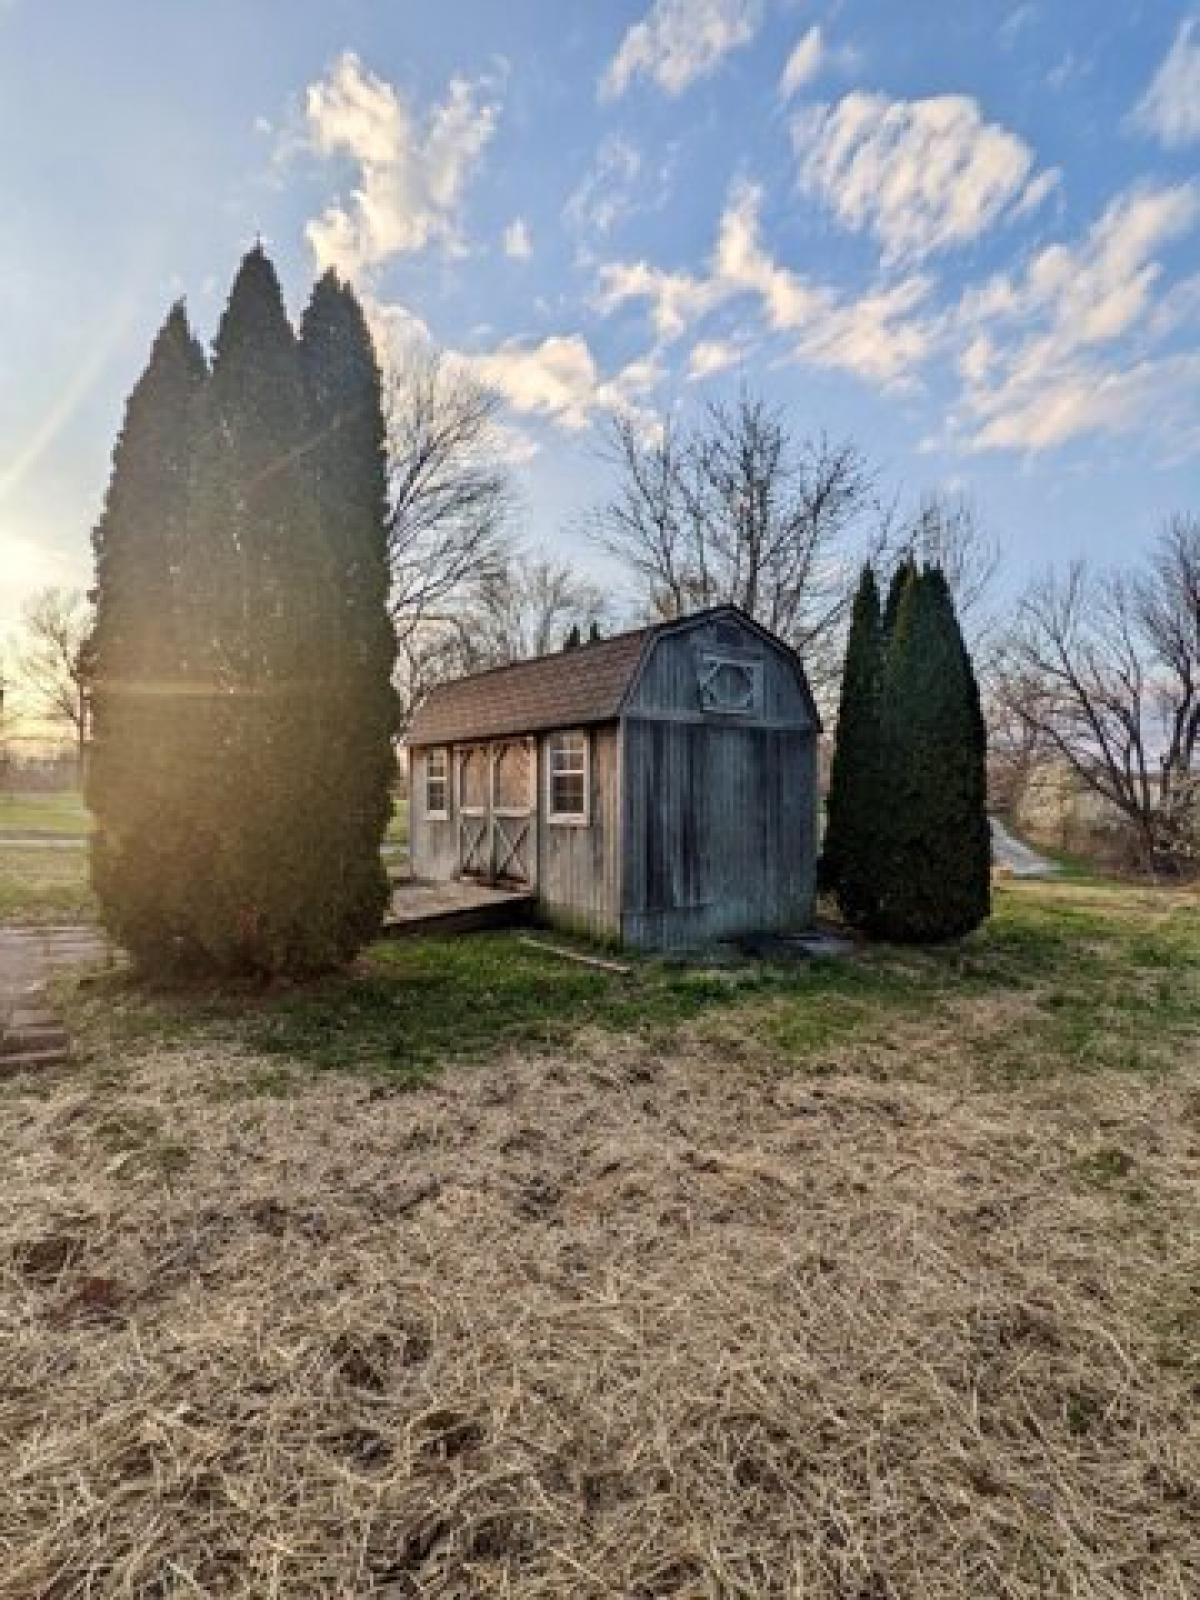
[2,0,1198,632]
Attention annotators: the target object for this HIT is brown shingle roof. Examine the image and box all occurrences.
[407,625,653,746]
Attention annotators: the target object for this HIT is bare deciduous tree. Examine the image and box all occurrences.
[465,554,611,666]
[384,346,513,643]
[984,656,1052,813]
[589,391,874,697]
[889,490,1000,632]
[997,515,1200,865]
[396,552,610,728]
[14,587,92,772]
[1136,513,1200,799]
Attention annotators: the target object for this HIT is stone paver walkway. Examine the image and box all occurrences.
[0,925,114,1074]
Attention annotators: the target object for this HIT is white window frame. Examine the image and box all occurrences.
[425,746,450,820]
[546,729,590,826]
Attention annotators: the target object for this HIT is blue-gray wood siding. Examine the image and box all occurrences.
[619,613,817,949]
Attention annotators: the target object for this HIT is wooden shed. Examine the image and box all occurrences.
[406,605,821,950]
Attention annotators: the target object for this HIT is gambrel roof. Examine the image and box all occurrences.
[406,605,819,746]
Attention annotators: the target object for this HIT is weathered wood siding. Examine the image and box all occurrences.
[620,614,818,950]
[410,610,819,950]
[536,725,622,941]
[623,612,812,724]
[408,746,460,882]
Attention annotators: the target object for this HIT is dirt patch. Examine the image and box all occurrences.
[2,1029,1199,1596]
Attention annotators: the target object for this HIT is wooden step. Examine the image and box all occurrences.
[4,1025,70,1051]
[0,1046,71,1075]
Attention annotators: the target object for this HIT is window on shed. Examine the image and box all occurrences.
[426,748,449,818]
[698,654,763,716]
[548,730,589,822]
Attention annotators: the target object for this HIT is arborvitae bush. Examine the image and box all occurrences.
[181,246,347,973]
[87,304,208,968]
[820,564,884,928]
[298,269,398,959]
[883,556,916,638]
[873,564,991,942]
[90,252,398,976]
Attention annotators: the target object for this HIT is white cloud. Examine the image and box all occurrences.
[362,297,435,365]
[488,420,542,467]
[1147,271,1200,341]
[961,183,1199,348]
[1012,166,1062,219]
[566,137,644,238]
[952,182,1200,451]
[503,217,533,260]
[597,180,937,388]
[601,0,762,99]
[793,91,1055,263]
[596,259,728,341]
[303,52,498,277]
[687,339,743,380]
[998,5,1036,47]
[779,26,824,100]
[719,183,938,385]
[1130,18,1200,149]
[1044,50,1088,92]
[963,353,1200,454]
[463,335,660,432]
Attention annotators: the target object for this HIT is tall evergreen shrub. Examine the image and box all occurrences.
[182,246,342,973]
[298,270,398,956]
[820,564,884,928]
[87,304,208,967]
[883,556,916,637]
[873,565,991,941]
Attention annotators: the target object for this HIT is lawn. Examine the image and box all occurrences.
[3,876,1199,1596]
[0,842,95,923]
[385,793,409,846]
[0,788,90,837]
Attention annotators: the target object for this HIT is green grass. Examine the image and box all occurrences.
[0,842,95,923]
[63,876,1200,1093]
[74,935,792,1087]
[385,796,409,846]
[0,789,90,837]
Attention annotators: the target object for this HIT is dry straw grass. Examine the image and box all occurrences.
[3,1015,1200,1597]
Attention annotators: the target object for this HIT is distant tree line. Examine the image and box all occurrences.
[993,516,1199,869]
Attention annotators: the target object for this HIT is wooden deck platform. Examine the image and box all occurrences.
[383,876,535,939]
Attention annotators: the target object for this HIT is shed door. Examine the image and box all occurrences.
[457,739,537,888]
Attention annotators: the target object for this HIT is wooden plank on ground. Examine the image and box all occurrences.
[518,935,632,974]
